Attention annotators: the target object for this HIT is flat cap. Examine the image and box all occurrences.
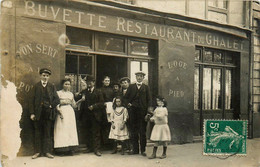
[39,68,51,75]
[119,77,130,83]
[135,71,146,76]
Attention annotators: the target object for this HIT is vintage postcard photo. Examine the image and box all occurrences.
[0,0,260,167]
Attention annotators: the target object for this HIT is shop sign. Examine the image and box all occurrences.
[18,1,248,52]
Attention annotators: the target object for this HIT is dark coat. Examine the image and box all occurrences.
[82,88,104,122]
[29,82,60,120]
[124,83,152,112]
[100,86,114,102]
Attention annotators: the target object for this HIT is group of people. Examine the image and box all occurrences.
[29,68,171,160]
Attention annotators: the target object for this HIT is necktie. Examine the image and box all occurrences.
[88,88,92,93]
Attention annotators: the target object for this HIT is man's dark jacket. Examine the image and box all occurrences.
[29,82,60,120]
[81,88,104,122]
[124,83,152,113]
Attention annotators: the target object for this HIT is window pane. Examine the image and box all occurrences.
[214,52,223,63]
[66,27,92,47]
[64,74,86,93]
[212,69,222,109]
[130,61,140,83]
[226,54,233,64]
[130,40,148,56]
[97,35,125,53]
[195,49,201,61]
[204,51,213,62]
[66,55,77,74]
[203,68,212,109]
[64,74,77,93]
[194,67,200,110]
[225,69,232,109]
[142,62,149,85]
[79,56,92,75]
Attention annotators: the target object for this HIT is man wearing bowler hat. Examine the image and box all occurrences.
[124,71,152,156]
[81,75,104,156]
[29,68,60,159]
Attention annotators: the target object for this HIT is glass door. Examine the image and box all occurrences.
[65,51,95,93]
[194,47,239,135]
[129,60,149,84]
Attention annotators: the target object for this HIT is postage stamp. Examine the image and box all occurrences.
[203,120,247,156]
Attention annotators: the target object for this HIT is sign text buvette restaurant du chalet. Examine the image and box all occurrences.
[19,1,247,52]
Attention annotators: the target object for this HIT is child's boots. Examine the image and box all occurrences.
[121,142,125,155]
[111,141,117,154]
[160,146,167,159]
[148,146,158,159]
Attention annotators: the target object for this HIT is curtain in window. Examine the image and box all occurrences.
[203,68,212,109]
[212,69,221,109]
[225,70,232,109]
[194,67,200,110]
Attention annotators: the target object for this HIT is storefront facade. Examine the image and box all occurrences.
[1,0,251,155]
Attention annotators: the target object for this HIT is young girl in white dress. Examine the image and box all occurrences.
[54,78,85,156]
[149,96,171,159]
[109,96,129,155]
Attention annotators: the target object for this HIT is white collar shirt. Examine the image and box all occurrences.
[41,80,48,87]
[136,82,142,89]
[88,87,94,93]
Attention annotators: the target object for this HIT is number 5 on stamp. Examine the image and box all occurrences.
[203,120,247,156]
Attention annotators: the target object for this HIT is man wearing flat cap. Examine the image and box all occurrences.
[29,68,60,159]
[81,75,104,156]
[124,71,152,156]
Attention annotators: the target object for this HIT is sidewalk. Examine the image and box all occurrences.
[1,139,260,167]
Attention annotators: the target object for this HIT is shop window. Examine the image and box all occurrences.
[194,47,237,110]
[195,49,201,61]
[66,26,93,48]
[130,40,149,56]
[65,52,93,93]
[96,34,125,53]
[225,54,233,64]
[213,52,223,63]
[204,50,213,62]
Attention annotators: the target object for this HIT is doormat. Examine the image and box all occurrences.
[203,119,247,156]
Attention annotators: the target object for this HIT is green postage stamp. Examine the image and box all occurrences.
[203,120,247,156]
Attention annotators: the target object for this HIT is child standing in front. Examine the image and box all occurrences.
[148,96,171,159]
[109,96,129,155]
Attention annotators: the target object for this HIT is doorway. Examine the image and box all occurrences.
[96,55,128,88]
